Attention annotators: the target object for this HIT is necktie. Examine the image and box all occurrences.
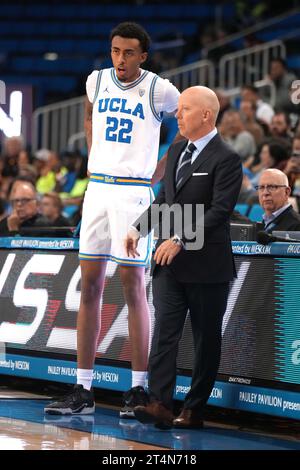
[175,142,196,189]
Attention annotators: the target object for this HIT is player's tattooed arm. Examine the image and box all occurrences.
[84,97,93,156]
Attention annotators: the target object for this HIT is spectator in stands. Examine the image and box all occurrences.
[0,158,6,199]
[284,133,300,209]
[234,1,269,28]
[34,149,56,194]
[48,150,62,175]
[206,27,235,64]
[0,198,7,222]
[40,192,71,227]
[292,133,300,156]
[240,85,274,126]
[59,155,88,215]
[18,163,38,183]
[34,149,63,194]
[0,179,49,236]
[219,110,256,162]
[215,89,233,126]
[250,139,290,187]
[243,33,264,49]
[269,112,293,145]
[17,149,31,170]
[256,168,300,232]
[268,58,298,114]
[240,99,265,145]
[1,136,24,178]
[17,149,38,182]
[145,51,165,74]
[295,119,300,135]
[184,24,215,64]
[55,151,78,193]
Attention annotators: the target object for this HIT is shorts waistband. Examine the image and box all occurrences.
[90,173,151,186]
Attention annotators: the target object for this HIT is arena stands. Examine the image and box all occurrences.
[1,1,300,230]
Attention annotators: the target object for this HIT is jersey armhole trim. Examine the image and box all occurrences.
[149,76,163,123]
[92,70,103,104]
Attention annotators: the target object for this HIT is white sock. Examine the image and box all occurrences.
[132,371,147,389]
[77,368,93,391]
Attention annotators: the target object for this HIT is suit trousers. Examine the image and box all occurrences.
[149,266,229,413]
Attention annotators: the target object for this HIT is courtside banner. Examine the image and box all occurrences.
[0,240,299,419]
[1,352,299,420]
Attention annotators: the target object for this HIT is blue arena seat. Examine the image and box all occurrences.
[1,1,297,109]
[234,204,249,216]
[1,4,23,16]
[0,39,19,52]
[12,57,93,74]
[257,29,293,41]
[248,204,264,222]
[63,205,79,218]
[287,55,300,70]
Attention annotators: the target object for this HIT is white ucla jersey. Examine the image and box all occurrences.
[86,68,179,178]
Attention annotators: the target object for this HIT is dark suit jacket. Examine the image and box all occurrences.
[0,214,46,237]
[0,214,72,238]
[264,205,300,232]
[136,133,243,283]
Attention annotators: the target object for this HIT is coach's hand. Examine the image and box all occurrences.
[154,239,182,266]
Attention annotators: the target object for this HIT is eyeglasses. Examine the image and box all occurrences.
[10,198,36,206]
[254,184,287,192]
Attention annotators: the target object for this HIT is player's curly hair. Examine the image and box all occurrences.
[110,22,151,53]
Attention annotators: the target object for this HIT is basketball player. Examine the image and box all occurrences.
[45,22,179,417]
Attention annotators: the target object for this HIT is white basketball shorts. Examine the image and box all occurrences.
[79,173,154,266]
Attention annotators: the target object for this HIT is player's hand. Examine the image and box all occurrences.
[124,228,140,258]
[154,239,182,266]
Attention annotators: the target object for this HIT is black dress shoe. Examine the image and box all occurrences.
[173,408,203,429]
[134,401,174,430]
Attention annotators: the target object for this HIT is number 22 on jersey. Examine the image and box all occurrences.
[105,117,133,144]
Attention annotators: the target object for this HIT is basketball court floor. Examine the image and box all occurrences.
[0,383,299,451]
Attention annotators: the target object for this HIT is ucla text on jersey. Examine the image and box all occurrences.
[98,98,145,120]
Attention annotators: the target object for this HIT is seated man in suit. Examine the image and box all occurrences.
[125,86,243,429]
[0,179,49,237]
[255,169,300,232]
